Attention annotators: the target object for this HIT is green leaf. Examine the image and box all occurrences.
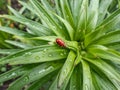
[92,70,116,90]
[70,65,82,90]
[87,45,120,65]
[94,30,120,45]
[0,26,33,38]
[0,65,35,83]
[75,0,88,41]
[49,51,75,90]
[27,71,56,90]
[60,0,74,27]
[81,60,95,90]
[41,0,54,12]
[7,62,62,90]
[0,45,68,65]
[19,0,49,28]
[49,65,74,90]
[29,36,58,42]
[69,0,82,27]
[84,58,120,89]
[54,14,74,40]
[58,51,76,88]
[29,0,69,39]
[0,49,21,55]
[86,0,99,33]
[85,9,120,47]
[8,6,23,17]
[97,0,112,24]
[0,15,54,36]
[5,40,32,49]
[54,0,63,17]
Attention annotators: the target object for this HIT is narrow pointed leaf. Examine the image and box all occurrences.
[30,0,68,39]
[0,45,68,65]
[95,30,120,45]
[88,45,120,64]
[75,0,88,41]
[84,58,120,89]
[58,51,76,88]
[49,66,74,90]
[85,9,120,46]
[5,40,32,49]
[60,0,74,27]
[41,0,54,12]
[97,0,112,24]
[54,14,74,40]
[0,26,33,38]
[27,72,56,90]
[92,71,116,90]
[0,49,21,55]
[71,0,82,27]
[82,60,95,90]
[70,65,82,90]
[7,62,62,90]
[0,65,35,83]
[0,15,54,36]
[86,0,99,33]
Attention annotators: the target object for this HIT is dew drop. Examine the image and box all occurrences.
[85,84,89,90]
[38,69,45,74]
[24,76,29,82]
[25,22,29,26]
[19,33,24,36]
[60,26,62,29]
[60,53,64,56]
[64,51,67,55]
[32,25,36,28]
[43,49,47,52]
[66,15,69,18]
[11,72,16,76]
[24,52,32,56]
[53,26,56,29]
[35,56,40,60]
[12,56,16,58]
[45,66,54,70]
[8,72,17,78]
[78,30,81,32]
[48,42,54,45]
[72,85,76,89]
[48,54,52,57]
[69,59,72,62]
[63,69,67,74]
[30,72,37,77]
[6,52,10,54]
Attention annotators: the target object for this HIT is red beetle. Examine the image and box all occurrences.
[56,38,66,47]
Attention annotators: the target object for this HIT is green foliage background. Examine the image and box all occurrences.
[0,0,120,90]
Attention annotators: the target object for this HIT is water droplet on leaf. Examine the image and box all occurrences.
[85,84,89,90]
[43,49,47,52]
[35,56,40,60]
[48,54,52,57]
[45,66,54,70]
[38,69,45,74]
[24,76,29,82]
[24,52,32,57]
[63,69,67,74]
[60,53,64,56]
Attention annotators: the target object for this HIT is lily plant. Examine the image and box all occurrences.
[0,0,120,90]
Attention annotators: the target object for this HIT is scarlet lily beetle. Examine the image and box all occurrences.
[56,38,66,47]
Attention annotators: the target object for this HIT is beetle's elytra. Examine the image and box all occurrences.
[56,38,66,47]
